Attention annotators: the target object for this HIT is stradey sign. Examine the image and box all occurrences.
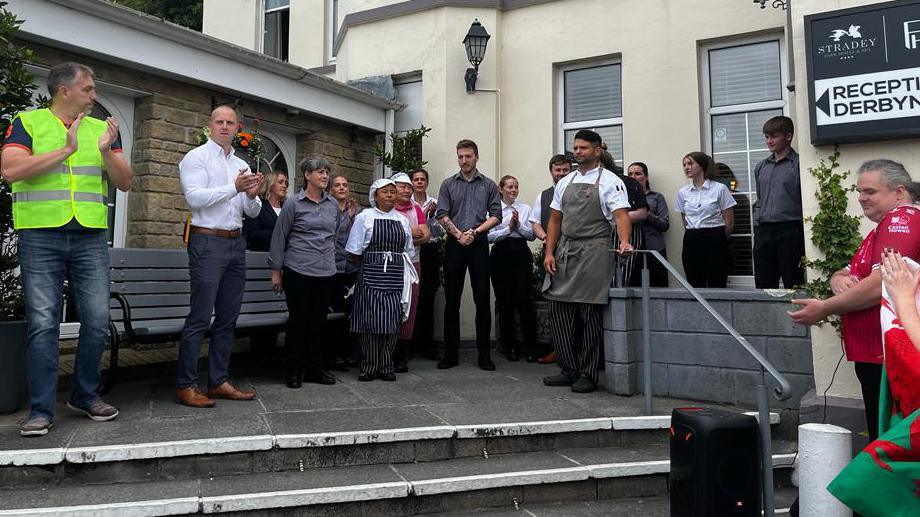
[805,0,920,144]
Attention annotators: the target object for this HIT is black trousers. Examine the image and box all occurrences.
[412,242,442,357]
[326,272,356,363]
[443,236,491,359]
[281,268,333,379]
[682,227,729,288]
[753,221,806,289]
[854,361,883,441]
[490,238,539,356]
[641,249,669,288]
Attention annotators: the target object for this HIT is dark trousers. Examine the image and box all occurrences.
[327,272,356,363]
[682,227,729,288]
[490,238,539,356]
[854,361,883,441]
[443,236,491,359]
[281,268,333,380]
[178,233,246,388]
[640,249,669,288]
[413,242,442,358]
[753,221,806,289]
[550,301,602,384]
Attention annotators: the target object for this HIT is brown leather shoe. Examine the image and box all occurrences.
[176,387,215,408]
[207,382,256,401]
[537,352,557,364]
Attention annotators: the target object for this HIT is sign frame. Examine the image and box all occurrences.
[805,0,920,145]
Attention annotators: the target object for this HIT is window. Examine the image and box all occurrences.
[263,0,290,62]
[326,0,339,63]
[558,61,623,168]
[702,38,787,283]
[394,78,424,164]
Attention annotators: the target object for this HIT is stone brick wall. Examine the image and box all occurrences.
[27,43,382,249]
[604,288,815,410]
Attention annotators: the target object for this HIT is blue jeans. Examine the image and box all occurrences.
[18,229,110,421]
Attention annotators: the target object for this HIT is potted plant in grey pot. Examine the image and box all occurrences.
[0,1,43,413]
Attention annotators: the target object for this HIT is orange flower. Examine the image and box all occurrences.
[239,139,250,148]
[239,132,253,140]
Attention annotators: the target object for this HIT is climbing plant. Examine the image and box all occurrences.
[800,149,862,323]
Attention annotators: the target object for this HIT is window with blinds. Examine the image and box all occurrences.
[703,39,786,282]
[558,62,624,167]
[263,0,290,62]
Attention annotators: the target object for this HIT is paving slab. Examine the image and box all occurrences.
[266,406,453,448]
[424,398,605,429]
[0,478,199,513]
[256,380,373,412]
[344,379,467,406]
[395,450,585,496]
[65,413,272,463]
[199,463,407,513]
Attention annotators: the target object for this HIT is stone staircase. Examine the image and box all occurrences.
[0,413,796,515]
[0,353,798,516]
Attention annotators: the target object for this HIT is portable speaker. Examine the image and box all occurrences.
[670,407,761,517]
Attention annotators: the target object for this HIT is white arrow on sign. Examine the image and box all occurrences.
[814,67,920,126]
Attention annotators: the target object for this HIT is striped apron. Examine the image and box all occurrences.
[350,218,407,335]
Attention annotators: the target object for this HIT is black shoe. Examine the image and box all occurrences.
[394,361,408,373]
[378,372,397,381]
[571,377,596,393]
[506,350,520,362]
[478,356,496,371]
[525,354,538,363]
[437,357,459,369]
[329,358,349,372]
[304,372,336,385]
[543,373,575,386]
[358,373,374,382]
[286,376,302,389]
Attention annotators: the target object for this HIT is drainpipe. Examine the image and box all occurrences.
[383,108,396,179]
[786,0,795,93]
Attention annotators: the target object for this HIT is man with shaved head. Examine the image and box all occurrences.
[176,105,263,408]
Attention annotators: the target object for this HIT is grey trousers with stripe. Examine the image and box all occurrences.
[358,333,398,376]
[549,300,603,384]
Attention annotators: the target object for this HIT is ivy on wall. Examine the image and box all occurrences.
[801,149,863,326]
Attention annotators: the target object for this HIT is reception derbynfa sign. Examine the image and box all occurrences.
[805,0,920,144]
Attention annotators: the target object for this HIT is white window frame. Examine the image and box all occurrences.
[260,0,291,60]
[700,34,788,288]
[253,125,297,195]
[325,0,339,64]
[555,58,623,162]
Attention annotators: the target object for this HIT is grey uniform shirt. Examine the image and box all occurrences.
[269,190,338,277]
[754,149,802,223]
[434,170,502,232]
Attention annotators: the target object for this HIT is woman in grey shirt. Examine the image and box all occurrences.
[270,157,339,388]
[628,162,670,287]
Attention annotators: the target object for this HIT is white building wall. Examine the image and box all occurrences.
[202,0,261,50]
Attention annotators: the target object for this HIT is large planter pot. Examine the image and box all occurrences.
[0,320,28,414]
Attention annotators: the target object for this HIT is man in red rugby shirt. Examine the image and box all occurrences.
[789,159,915,442]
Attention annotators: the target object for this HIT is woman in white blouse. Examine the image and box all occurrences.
[488,175,539,362]
[676,152,736,288]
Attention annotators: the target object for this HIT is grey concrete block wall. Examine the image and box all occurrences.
[604,288,814,410]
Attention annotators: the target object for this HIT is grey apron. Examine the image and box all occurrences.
[543,169,615,305]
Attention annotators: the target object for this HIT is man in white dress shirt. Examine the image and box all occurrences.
[176,105,263,408]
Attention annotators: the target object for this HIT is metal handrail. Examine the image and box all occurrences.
[624,249,790,517]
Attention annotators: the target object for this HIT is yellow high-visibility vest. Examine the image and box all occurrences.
[10,108,108,229]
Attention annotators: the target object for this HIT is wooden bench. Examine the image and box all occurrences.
[61,247,342,393]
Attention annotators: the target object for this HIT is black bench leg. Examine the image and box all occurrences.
[100,321,119,396]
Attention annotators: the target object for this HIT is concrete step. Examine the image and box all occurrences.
[0,410,782,490]
[0,445,797,516]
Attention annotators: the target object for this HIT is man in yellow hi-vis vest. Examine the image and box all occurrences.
[1,62,133,437]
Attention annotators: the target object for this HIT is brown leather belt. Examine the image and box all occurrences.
[189,225,241,238]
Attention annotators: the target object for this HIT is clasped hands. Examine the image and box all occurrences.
[235,169,264,198]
